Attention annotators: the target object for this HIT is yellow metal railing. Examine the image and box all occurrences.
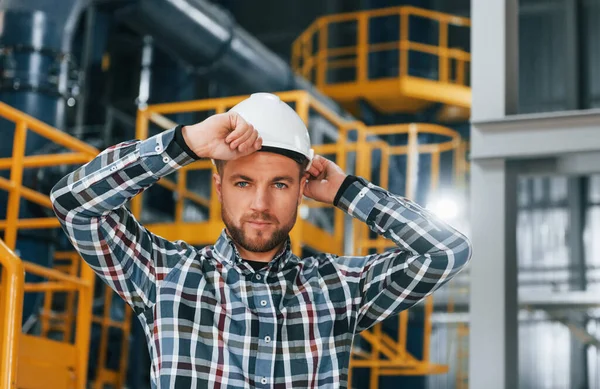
[0,102,98,241]
[345,123,467,387]
[18,260,95,389]
[0,239,24,389]
[0,101,98,388]
[292,6,471,88]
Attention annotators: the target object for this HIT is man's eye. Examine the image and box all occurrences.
[235,182,249,188]
[274,183,288,189]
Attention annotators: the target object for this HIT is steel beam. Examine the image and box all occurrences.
[469,158,519,389]
[472,109,600,160]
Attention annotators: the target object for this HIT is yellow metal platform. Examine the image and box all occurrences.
[292,6,471,121]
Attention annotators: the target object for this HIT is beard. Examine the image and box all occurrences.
[222,205,297,253]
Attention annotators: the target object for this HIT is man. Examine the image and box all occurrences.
[51,93,471,388]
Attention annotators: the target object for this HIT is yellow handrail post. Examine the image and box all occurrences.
[400,10,409,77]
[456,58,465,85]
[439,20,449,83]
[357,13,369,83]
[5,121,27,250]
[75,261,95,389]
[302,35,313,79]
[0,239,24,389]
[317,19,328,87]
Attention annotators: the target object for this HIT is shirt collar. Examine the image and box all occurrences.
[213,229,298,273]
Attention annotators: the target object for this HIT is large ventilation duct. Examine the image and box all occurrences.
[118,0,350,119]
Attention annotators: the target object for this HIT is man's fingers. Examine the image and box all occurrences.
[225,114,253,144]
[308,156,326,178]
[229,126,254,149]
[238,130,259,153]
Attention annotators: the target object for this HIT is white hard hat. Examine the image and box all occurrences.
[228,93,314,170]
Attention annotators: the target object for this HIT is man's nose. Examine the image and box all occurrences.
[250,187,269,211]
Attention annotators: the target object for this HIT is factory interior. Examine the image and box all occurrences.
[1,0,600,388]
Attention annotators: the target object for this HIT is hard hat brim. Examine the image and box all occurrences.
[258,146,309,166]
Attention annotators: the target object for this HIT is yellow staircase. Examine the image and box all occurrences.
[292,6,471,122]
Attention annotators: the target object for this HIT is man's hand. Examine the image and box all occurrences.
[303,155,347,205]
[181,112,262,160]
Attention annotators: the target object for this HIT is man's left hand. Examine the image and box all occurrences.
[303,155,347,205]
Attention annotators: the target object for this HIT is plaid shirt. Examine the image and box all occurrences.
[51,127,471,389]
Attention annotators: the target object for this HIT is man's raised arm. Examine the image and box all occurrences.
[333,176,472,333]
[51,114,262,313]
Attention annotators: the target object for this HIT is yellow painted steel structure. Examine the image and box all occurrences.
[0,101,96,388]
[136,91,469,387]
[0,238,24,388]
[292,6,471,121]
[346,125,467,387]
[37,252,133,389]
[1,90,468,387]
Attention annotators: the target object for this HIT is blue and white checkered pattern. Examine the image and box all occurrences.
[51,127,472,388]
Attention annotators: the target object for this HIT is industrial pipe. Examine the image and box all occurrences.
[118,0,351,118]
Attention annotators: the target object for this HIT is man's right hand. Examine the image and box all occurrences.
[181,112,262,160]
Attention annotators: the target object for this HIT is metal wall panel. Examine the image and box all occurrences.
[583,0,600,108]
[518,0,569,113]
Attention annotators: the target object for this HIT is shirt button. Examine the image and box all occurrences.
[255,274,261,280]
[155,145,162,152]
[260,300,267,306]
[264,335,271,343]
[162,156,169,163]
[261,378,268,384]
[110,166,117,171]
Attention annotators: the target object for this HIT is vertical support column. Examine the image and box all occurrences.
[469,159,519,389]
[471,0,519,120]
[470,0,520,384]
[567,176,589,389]
[567,176,588,291]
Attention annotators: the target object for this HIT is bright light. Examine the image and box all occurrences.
[426,197,460,221]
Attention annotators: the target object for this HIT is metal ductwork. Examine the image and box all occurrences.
[118,0,350,119]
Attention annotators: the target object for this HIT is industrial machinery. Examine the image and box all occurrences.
[0,1,471,388]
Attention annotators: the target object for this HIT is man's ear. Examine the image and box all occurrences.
[298,172,310,202]
[213,173,223,204]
